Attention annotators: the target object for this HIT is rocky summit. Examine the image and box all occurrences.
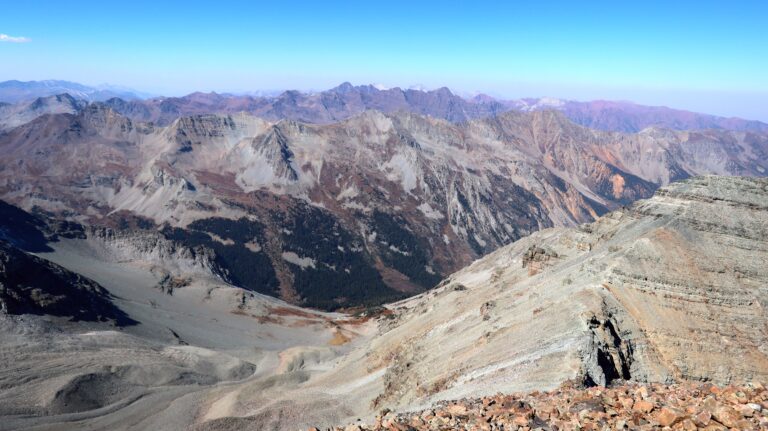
[327,382,768,430]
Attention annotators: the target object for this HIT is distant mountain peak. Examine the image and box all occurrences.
[0,79,149,103]
[332,82,356,93]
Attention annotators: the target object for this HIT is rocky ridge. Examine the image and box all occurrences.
[509,98,768,133]
[4,82,767,135]
[0,79,147,104]
[13,81,761,134]
[83,225,230,283]
[0,93,86,132]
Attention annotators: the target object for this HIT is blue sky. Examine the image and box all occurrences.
[1,1,766,119]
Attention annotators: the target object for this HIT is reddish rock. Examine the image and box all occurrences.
[680,418,697,430]
[692,409,712,427]
[619,397,634,410]
[330,382,767,431]
[712,405,741,428]
[445,404,467,416]
[656,406,685,426]
[633,399,655,413]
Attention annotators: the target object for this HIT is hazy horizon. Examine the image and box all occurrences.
[2,0,767,120]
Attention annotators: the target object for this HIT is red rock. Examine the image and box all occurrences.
[619,397,634,410]
[736,403,755,417]
[692,409,712,427]
[446,404,467,416]
[636,386,649,399]
[680,418,697,430]
[712,405,741,428]
[331,382,768,431]
[633,399,654,413]
[656,406,685,426]
[512,414,529,426]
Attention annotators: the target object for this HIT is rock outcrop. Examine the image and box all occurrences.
[84,226,229,282]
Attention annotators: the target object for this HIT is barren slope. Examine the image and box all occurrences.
[182,176,768,430]
[1,176,766,431]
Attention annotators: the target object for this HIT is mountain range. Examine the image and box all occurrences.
[2,80,766,133]
[1,78,768,431]
[0,80,150,104]
[1,101,766,309]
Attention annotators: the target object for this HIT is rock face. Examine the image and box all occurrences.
[313,176,768,416]
[84,226,229,281]
[0,201,134,324]
[0,103,766,308]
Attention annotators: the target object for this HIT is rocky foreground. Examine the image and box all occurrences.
[323,382,768,430]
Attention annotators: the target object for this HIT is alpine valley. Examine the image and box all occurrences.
[1,81,767,431]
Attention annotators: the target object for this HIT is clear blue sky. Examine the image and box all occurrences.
[1,0,766,119]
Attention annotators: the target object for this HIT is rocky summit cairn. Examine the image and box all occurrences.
[325,382,768,430]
